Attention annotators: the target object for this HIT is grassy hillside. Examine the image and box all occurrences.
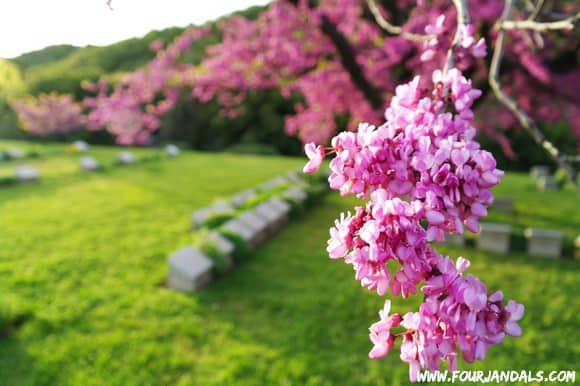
[10,45,80,70]
[0,140,578,385]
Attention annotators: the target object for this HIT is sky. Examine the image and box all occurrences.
[0,0,271,59]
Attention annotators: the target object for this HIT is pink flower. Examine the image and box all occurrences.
[303,142,325,174]
[368,300,401,359]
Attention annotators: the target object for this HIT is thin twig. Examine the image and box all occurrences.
[366,0,432,41]
[497,11,579,31]
[528,0,545,20]
[489,0,577,186]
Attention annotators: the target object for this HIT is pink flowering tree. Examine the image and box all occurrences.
[82,27,210,145]
[302,0,534,381]
[10,92,85,136]
[95,1,577,181]
[190,0,578,183]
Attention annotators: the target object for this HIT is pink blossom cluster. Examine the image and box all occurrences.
[304,68,524,381]
[306,69,503,237]
[10,93,85,135]
[83,27,207,145]
[421,16,486,62]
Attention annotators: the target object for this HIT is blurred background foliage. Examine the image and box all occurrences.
[0,4,574,167]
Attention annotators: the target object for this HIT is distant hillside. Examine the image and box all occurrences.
[9,5,266,99]
[11,45,79,70]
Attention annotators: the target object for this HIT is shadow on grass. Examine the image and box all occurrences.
[0,337,38,385]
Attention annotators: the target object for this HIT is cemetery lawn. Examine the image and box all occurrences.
[0,142,578,385]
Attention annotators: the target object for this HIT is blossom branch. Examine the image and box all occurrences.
[497,11,579,31]
[489,0,578,186]
[366,0,432,41]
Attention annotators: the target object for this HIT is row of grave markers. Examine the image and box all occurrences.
[168,171,317,293]
[6,142,181,184]
[445,222,568,258]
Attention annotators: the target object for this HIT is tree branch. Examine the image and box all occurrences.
[527,0,544,21]
[318,14,384,109]
[366,0,432,41]
[285,0,384,110]
[497,11,579,31]
[489,0,577,186]
[443,0,470,74]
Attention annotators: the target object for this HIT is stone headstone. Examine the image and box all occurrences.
[268,197,292,216]
[15,166,39,182]
[260,176,287,191]
[530,165,550,179]
[575,235,580,260]
[165,144,180,157]
[191,208,212,228]
[477,223,512,254]
[211,201,234,213]
[79,156,100,171]
[7,148,24,160]
[254,203,283,234]
[254,199,290,234]
[167,247,214,292]
[231,189,256,208]
[491,197,514,214]
[119,151,135,165]
[221,218,261,250]
[191,201,235,229]
[524,228,564,258]
[72,140,89,152]
[445,233,465,247]
[284,187,308,205]
[536,176,559,191]
[238,211,270,245]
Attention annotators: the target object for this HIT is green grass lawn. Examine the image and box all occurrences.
[0,141,578,385]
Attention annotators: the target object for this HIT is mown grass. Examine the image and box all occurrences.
[0,141,578,385]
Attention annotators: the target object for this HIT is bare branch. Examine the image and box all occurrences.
[497,11,579,31]
[366,0,432,41]
[443,0,470,74]
[528,0,545,20]
[489,0,577,186]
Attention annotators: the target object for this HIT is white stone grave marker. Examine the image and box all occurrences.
[260,176,287,190]
[231,189,256,208]
[238,211,270,245]
[7,148,24,160]
[536,176,559,191]
[165,144,180,157]
[284,187,308,205]
[524,228,564,258]
[491,197,514,213]
[15,165,39,182]
[477,223,512,254]
[222,218,261,250]
[167,247,214,292]
[119,151,135,165]
[79,156,100,171]
[72,140,89,152]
